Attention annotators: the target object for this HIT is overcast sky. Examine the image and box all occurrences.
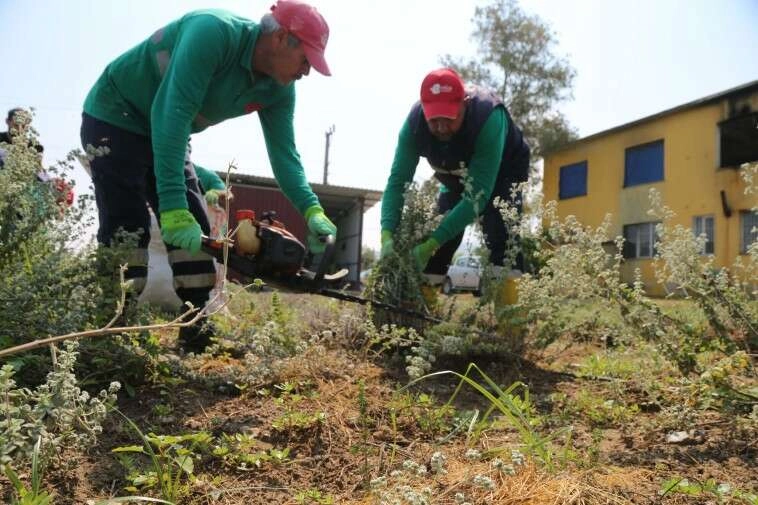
[1,0,757,251]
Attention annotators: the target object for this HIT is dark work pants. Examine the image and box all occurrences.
[425,150,530,276]
[80,113,216,309]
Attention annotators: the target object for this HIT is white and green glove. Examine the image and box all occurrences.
[304,205,337,254]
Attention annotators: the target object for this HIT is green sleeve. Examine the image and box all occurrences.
[151,15,229,212]
[380,118,420,232]
[194,164,225,192]
[430,108,507,245]
[259,87,320,215]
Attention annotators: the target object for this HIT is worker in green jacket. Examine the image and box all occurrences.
[80,0,336,352]
[380,68,530,303]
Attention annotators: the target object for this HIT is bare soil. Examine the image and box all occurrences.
[2,293,756,504]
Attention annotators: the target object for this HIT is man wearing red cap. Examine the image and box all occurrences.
[80,0,335,351]
[380,68,530,297]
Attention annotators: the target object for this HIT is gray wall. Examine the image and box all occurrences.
[332,199,364,284]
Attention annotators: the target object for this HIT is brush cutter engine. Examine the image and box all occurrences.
[253,212,306,276]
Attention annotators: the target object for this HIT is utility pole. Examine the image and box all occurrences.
[323,125,335,185]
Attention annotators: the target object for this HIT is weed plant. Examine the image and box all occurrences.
[485,178,756,437]
[271,380,325,433]
[648,187,757,350]
[111,411,213,501]
[0,341,119,471]
[0,123,107,380]
[401,364,571,470]
[0,117,156,389]
[660,476,758,504]
[364,179,443,327]
[1,437,53,505]
[294,489,334,504]
[493,179,756,368]
[211,432,290,470]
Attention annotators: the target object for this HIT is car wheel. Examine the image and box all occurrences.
[442,278,453,295]
[472,277,483,296]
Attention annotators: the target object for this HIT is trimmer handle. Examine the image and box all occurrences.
[312,234,336,288]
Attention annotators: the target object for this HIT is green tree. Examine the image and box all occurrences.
[441,0,578,158]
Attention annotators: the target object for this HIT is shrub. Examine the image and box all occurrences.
[648,187,756,350]
[0,123,126,382]
[364,179,442,327]
[0,341,120,468]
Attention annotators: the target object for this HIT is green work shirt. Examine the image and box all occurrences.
[381,108,506,245]
[83,9,319,215]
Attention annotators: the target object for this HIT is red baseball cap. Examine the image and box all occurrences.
[420,68,465,120]
[271,0,331,76]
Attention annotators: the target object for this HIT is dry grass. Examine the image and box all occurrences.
[340,462,653,504]
[3,289,756,505]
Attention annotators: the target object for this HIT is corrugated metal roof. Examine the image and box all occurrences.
[220,172,383,209]
[546,79,758,155]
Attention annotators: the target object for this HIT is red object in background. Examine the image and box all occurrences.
[53,178,74,207]
[227,185,307,243]
[222,186,307,284]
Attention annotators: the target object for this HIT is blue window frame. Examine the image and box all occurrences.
[559,161,587,199]
[624,140,664,187]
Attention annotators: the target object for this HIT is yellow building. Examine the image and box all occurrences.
[543,81,758,295]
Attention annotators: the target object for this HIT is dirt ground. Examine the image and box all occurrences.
[2,293,756,504]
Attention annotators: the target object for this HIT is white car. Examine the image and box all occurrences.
[442,255,482,295]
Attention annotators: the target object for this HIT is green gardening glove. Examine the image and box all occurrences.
[204,188,233,206]
[204,188,222,206]
[412,237,440,271]
[380,229,394,259]
[160,208,202,254]
[304,205,337,254]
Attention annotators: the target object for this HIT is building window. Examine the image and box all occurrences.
[720,112,758,167]
[559,161,588,199]
[623,222,659,259]
[624,140,664,187]
[741,210,758,254]
[693,215,715,255]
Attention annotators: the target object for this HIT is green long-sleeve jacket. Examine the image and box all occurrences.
[83,9,319,215]
[193,165,225,193]
[381,108,506,246]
